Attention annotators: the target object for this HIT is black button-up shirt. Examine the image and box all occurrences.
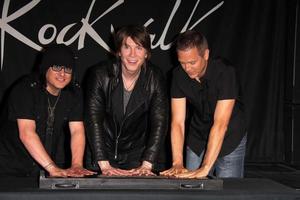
[171,58,246,157]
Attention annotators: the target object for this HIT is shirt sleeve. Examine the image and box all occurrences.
[171,67,186,98]
[217,66,239,100]
[8,80,35,120]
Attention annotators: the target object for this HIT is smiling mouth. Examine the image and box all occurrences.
[56,77,66,82]
[127,58,138,63]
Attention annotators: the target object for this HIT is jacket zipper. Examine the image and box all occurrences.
[114,138,119,159]
[113,101,143,160]
[113,83,147,160]
[114,121,124,159]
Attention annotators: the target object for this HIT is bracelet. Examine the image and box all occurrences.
[43,162,55,170]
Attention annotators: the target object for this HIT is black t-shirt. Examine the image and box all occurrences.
[171,59,246,157]
[0,75,83,176]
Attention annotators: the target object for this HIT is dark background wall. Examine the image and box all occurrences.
[0,0,298,165]
[285,0,300,166]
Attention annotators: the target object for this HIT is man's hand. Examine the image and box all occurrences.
[98,161,132,176]
[101,167,133,176]
[66,164,97,177]
[128,161,155,176]
[160,164,188,177]
[174,167,208,179]
[45,163,68,177]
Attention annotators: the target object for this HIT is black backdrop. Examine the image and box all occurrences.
[0,0,296,164]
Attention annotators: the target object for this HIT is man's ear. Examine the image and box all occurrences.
[204,49,209,61]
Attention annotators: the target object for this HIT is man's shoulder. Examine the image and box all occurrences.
[173,65,183,72]
[210,58,235,71]
[207,58,236,80]
[87,59,119,77]
[8,74,42,106]
[11,74,40,94]
[63,89,82,104]
[146,62,165,77]
[171,66,186,79]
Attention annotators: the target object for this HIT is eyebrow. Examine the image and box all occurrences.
[179,60,197,64]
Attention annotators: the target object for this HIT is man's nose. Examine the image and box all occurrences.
[129,48,136,57]
[58,68,66,76]
[183,64,191,72]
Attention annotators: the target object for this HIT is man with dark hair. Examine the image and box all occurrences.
[85,25,169,176]
[161,30,247,178]
[0,44,94,177]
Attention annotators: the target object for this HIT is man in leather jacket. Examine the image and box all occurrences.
[85,25,169,176]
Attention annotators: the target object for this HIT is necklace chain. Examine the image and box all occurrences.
[47,91,61,124]
[122,72,140,91]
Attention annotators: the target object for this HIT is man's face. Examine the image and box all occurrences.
[119,37,148,74]
[177,47,209,80]
[46,66,72,95]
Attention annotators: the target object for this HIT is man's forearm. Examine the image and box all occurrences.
[20,130,55,169]
[70,131,85,167]
[171,124,185,167]
[200,124,227,172]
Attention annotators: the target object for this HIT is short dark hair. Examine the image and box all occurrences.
[40,44,75,76]
[176,30,208,56]
[39,44,79,91]
[114,25,151,60]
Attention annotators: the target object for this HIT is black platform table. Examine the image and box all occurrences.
[0,177,299,200]
[39,173,223,190]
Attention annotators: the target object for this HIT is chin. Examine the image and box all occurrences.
[128,67,141,73]
[56,83,69,89]
[188,74,197,79]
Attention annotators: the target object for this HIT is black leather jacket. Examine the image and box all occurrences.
[85,60,169,168]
